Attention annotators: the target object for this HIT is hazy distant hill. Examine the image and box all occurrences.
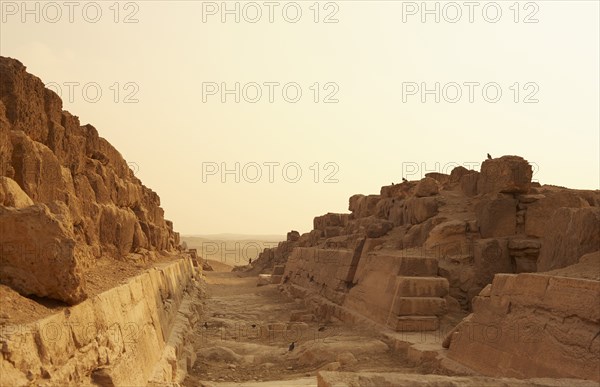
[183,233,285,241]
[181,234,285,266]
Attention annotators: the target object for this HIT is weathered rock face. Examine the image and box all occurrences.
[424,220,467,256]
[283,247,359,305]
[365,219,393,238]
[0,257,199,387]
[314,212,350,238]
[287,230,300,242]
[0,57,179,304]
[449,166,470,184]
[273,156,598,302]
[475,193,517,238]
[0,204,88,303]
[447,262,600,382]
[477,156,532,194]
[348,194,381,218]
[249,152,600,384]
[537,207,600,271]
[0,176,33,208]
[415,177,439,197]
[460,171,480,197]
[523,190,589,238]
[403,197,439,225]
[473,238,512,286]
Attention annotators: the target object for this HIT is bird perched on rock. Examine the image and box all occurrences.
[288,342,295,351]
[203,322,208,329]
[487,153,492,160]
[402,177,408,183]
[318,326,326,332]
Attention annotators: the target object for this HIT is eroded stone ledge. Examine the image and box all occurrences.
[0,256,200,387]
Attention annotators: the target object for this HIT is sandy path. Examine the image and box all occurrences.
[183,272,417,386]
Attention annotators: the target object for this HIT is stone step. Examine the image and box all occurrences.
[392,297,447,316]
[388,315,440,331]
[398,256,439,276]
[397,276,449,298]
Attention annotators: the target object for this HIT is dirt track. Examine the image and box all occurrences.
[183,271,421,386]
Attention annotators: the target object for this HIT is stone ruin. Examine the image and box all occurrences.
[0,57,181,305]
[0,57,200,386]
[258,155,600,381]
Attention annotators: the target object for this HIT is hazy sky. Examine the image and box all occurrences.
[1,1,598,235]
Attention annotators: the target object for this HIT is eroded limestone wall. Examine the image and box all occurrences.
[0,57,180,304]
[278,155,599,379]
[0,257,199,387]
[446,272,600,381]
[283,247,357,305]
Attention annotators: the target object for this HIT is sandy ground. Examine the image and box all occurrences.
[183,272,426,386]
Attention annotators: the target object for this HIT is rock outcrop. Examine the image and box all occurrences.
[0,204,86,304]
[0,57,180,304]
[477,156,532,194]
[241,229,306,274]
[446,254,600,382]
[537,207,600,271]
[0,176,33,208]
[273,153,598,381]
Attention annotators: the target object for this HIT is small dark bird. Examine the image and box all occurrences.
[487,153,492,160]
[402,177,408,183]
[391,182,394,186]
[288,342,295,351]
[251,324,256,328]
[318,326,325,332]
[203,322,208,329]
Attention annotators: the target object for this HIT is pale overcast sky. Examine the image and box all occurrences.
[1,1,598,235]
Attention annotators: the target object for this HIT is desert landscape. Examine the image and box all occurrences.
[0,56,599,386]
[181,234,284,271]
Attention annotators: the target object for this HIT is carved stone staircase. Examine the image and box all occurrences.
[387,254,449,331]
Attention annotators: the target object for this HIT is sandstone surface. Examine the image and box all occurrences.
[261,153,600,381]
[0,57,180,304]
